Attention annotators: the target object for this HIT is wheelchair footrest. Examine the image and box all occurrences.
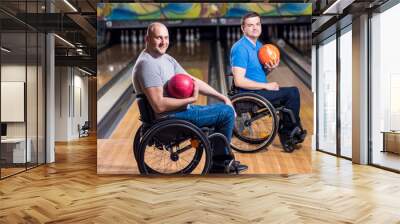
[225,160,248,174]
[209,159,248,174]
[289,127,307,145]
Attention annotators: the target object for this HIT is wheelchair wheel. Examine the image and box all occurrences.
[230,93,279,153]
[137,120,212,175]
[133,124,143,163]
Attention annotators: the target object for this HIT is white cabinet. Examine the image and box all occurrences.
[1,138,31,163]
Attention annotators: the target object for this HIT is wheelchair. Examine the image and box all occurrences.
[226,74,306,153]
[78,121,90,138]
[133,94,242,175]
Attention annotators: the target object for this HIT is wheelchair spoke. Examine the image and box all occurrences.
[230,94,278,152]
[176,144,193,155]
[143,140,199,174]
[180,157,190,165]
[137,121,211,175]
[165,158,173,173]
[249,110,271,123]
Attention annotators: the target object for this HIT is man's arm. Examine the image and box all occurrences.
[186,74,228,102]
[232,66,279,91]
[172,57,231,105]
[143,81,199,114]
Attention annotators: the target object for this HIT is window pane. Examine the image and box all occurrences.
[27,31,38,169]
[38,32,45,165]
[371,3,400,171]
[1,31,27,177]
[317,36,337,154]
[340,28,352,158]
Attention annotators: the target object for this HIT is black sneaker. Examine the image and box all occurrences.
[279,133,295,153]
[208,160,248,174]
[224,160,248,174]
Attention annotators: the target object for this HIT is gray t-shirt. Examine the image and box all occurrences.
[132,50,187,95]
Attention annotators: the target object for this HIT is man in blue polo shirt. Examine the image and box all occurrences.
[230,12,306,152]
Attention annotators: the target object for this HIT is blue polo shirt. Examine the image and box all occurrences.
[230,36,267,83]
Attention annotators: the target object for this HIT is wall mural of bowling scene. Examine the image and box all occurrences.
[97,3,313,175]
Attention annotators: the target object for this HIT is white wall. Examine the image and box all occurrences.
[55,66,69,141]
[54,67,89,141]
[1,65,33,138]
[1,64,45,163]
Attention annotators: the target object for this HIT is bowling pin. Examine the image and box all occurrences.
[126,30,130,44]
[185,29,190,53]
[177,28,181,42]
[139,30,143,43]
[196,28,200,41]
[283,26,286,39]
[120,30,124,43]
[236,27,240,40]
[132,30,137,45]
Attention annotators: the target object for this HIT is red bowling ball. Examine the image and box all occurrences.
[167,74,194,99]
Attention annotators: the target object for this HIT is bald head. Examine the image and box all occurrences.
[146,22,168,37]
[145,22,169,56]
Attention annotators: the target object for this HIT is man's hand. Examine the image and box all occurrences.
[264,82,280,91]
[264,58,280,72]
[222,96,237,118]
[189,80,200,103]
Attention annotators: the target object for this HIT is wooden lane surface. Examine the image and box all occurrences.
[232,61,313,174]
[97,44,143,90]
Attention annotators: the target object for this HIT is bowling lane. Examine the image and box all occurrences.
[276,39,311,73]
[97,41,212,174]
[97,43,142,91]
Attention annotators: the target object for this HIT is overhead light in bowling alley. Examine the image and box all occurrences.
[78,67,93,76]
[323,0,355,15]
[1,47,11,53]
[63,0,78,12]
[54,34,76,48]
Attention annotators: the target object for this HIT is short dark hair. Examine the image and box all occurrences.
[241,12,261,26]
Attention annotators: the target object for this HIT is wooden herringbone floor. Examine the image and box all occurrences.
[1,135,400,223]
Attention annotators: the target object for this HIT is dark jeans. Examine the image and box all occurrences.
[168,103,235,157]
[243,87,301,135]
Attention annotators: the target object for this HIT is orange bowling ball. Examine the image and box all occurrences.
[258,44,280,65]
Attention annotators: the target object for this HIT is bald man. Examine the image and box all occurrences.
[132,23,247,174]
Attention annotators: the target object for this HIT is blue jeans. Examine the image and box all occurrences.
[168,103,235,157]
[241,86,301,134]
